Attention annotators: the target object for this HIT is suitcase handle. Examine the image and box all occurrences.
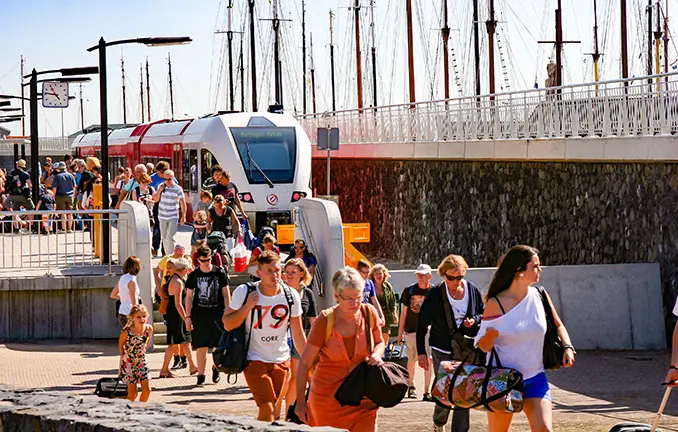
[651,386,671,432]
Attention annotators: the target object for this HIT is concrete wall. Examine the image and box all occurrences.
[387,263,665,351]
[310,136,678,162]
[0,272,121,340]
[294,198,345,311]
[312,158,678,339]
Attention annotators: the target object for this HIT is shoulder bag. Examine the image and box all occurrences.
[442,283,482,363]
[536,286,564,370]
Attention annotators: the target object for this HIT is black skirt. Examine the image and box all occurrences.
[164,308,191,345]
[190,307,224,349]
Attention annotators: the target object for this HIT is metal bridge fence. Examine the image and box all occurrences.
[0,209,129,274]
[298,72,678,144]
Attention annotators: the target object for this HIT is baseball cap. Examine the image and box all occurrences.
[54,161,66,171]
[414,264,432,274]
[16,159,26,168]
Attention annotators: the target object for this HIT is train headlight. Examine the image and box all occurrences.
[290,191,308,202]
[239,192,254,203]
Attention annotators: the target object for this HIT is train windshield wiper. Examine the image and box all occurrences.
[246,142,274,188]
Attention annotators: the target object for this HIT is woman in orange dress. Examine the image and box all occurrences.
[295,266,385,432]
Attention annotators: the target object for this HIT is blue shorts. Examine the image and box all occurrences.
[523,372,551,400]
[287,331,300,359]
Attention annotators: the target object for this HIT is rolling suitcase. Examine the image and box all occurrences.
[609,387,671,432]
[94,375,128,399]
[384,341,408,368]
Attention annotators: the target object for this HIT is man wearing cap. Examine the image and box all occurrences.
[51,161,77,231]
[397,264,435,401]
[6,159,34,211]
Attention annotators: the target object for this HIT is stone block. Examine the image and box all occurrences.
[0,385,343,431]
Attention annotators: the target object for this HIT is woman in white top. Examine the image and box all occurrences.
[476,245,575,432]
[110,256,142,327]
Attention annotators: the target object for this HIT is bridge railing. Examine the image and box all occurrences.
[298,72,678,144]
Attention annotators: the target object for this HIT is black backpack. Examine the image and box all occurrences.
[207,230,227,253]
[5,171,24,196]
[213,283,295,383]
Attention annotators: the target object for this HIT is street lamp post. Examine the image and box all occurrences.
[87,36,191,264]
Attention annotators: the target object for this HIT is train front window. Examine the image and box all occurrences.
[231,127,296,184]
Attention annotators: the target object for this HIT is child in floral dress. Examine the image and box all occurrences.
[118,304,154,402]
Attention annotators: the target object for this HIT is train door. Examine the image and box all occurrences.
[182,147,199,212]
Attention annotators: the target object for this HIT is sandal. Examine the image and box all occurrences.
[408,386,417,399]
[158,371,175,378]
[189,367,199,376]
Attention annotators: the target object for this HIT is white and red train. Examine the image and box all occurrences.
[72,112,312,231]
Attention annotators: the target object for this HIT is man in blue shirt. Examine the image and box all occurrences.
[51,162,76,231]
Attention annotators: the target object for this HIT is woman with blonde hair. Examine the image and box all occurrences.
[282,258,319,419]
[369,264,397,343]
[295,266,385,431]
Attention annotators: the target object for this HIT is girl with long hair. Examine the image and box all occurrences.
[118,304,153,402]
[476,245,575,432]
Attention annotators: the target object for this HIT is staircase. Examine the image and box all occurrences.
[152,272,252,352]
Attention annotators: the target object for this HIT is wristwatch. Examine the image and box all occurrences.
[564,344,576,354]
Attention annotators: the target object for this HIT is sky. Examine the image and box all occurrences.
[1,0,676,137]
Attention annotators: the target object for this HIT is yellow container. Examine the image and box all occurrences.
[276,224,296,245]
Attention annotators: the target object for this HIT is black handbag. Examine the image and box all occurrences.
[94,376,128,398]
[442,285,484,364]
[537,286,564,370]
[213,283,256,381]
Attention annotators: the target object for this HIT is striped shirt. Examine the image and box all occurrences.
[158,184,184,220]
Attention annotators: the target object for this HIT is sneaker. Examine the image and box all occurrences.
[423,393,433,402]
[180,356,188,369]
[151,248,157,257]
[408,386,417,399]
[196,374,206,386]
[432,424,444,432]
[212,366,220,383]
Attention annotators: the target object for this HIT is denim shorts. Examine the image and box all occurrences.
[523,372,551,400]
[287,331,300,359]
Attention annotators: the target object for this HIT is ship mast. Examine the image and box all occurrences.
[168,53,175,120]
[441,0,450,100]
[272,0,282,106]
[310,33,317,113]
[486,0,498,96]
[330,9,337,112]
[621,0,629,81]
[369,0,377,107]
[121,55,127,124]
[665,0,670,83]
[406,0,416,103]
[353,0,364,110]
[648,0,654,82]
[240,36,246,111]
[20,55,25,135]
[301,0,307,114]
[472,0,481,96]
[146,57,151,121]
[654,1,662,81]
[140,65,145,123]
[214,3,241,111]
[592,0,601,85]
[248,0,258,111]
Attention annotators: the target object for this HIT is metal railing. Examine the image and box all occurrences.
[293,206,325,297]
[0,136,74,156]
[298,72,678,144]
[0,209,128,274]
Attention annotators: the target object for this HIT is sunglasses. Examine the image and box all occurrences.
[198,257,211,263]
[445,274,464,281]
[294,246,305,250]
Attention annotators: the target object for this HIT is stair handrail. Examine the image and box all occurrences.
[294,206,325,297]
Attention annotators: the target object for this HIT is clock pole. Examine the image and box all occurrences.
[29,69,39,206]
[98,37,111,265]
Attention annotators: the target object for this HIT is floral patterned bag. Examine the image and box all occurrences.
[432,348,524,413]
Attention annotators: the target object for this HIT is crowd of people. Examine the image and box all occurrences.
[110,233,576,432]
